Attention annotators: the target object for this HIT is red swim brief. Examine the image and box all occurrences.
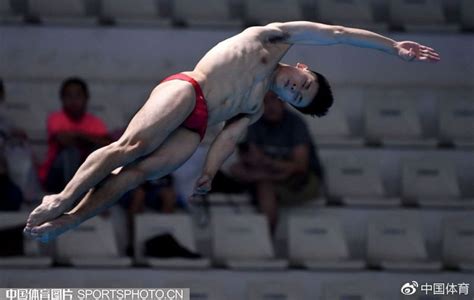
[161,73,208,141]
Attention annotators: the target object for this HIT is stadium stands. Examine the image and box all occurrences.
[325,156,400,206]
[55,216,132,267]
[402,158,474,208]
[442,217,474,271]
[101,0,170,26]
[212,214,288,270]
[304,104,364,147]
[134,213,210,268]
[243,0,302,25]
[316,0,387,31]
[389,0,458,32]
[172,0,242,27]
[287,215,365,270]
[438,96,474,148]
[367,213,442,271]
[364,94,437,147]
[27,0,96,25]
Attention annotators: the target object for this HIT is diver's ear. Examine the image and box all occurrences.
[296,63,309,70]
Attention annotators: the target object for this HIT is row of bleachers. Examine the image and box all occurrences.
[1,210,473,272]
[323,154,473,207]
[4,79,473,149]
[215,148,474,208]
[307,93,474,147]
[2,267,471,299]
[0,0,473,31]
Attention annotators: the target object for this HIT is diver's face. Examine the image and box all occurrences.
[273,63,318,108]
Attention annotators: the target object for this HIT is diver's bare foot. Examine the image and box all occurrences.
[26,213,81,243]
[25,194,75,231]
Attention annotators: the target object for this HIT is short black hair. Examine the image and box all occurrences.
[60,77,89,99]
[292,71,333,117]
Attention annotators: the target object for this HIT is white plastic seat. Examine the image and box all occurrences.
[461,0,474,30]
[244,0,302,24]
[101,0,170,26]
[28,0,96,25]
[389,0,458,32]
[247,280,303,300]
[55,216,132,267]
[326,157,400,207]
[442,217,474,271]
[212,214,288,270]
[304,105,364,147]
[288,215,365,270]
[402,159,473,208]
[0,0,22,23]
[317,0,387,31]
[364,95,437,147]
[0,212,52,268]
[173,0,241,27]
[367,213,441,271]
[322,281,386,300]
[134,213,210,269]
[439,96,474,148]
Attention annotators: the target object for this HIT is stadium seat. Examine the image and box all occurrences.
[438,97,474,148]
[55,216,132,267]
[287,215,365,270]
[247,280,303,300]
[212,214,288,270]
[27,0,96,25]
[244,0,302,24]
[321,280,386,300]
[0,212,52,268]
[367,213,441,271]
[460,0,474,30]
[101,0,170,26]
[402,159,473,208]
[364,95,437,147]
[173,0,241,27]
[389,0,458,32]
[326,157,400,206]
[0,0,22,23]
[442,217,474,271]
[316,0,387,31]
[134,213,210,268]
[304,105,364,147]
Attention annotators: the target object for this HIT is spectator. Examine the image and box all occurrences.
[229,91,324,233]
[39,77,112,193]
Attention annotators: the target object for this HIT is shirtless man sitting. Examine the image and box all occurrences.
[23,21,440,242]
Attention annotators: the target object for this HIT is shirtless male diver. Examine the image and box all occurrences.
[24,21,440,242]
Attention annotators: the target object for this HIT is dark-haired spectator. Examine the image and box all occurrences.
[229,91,324,233]
[39,77,112,193]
